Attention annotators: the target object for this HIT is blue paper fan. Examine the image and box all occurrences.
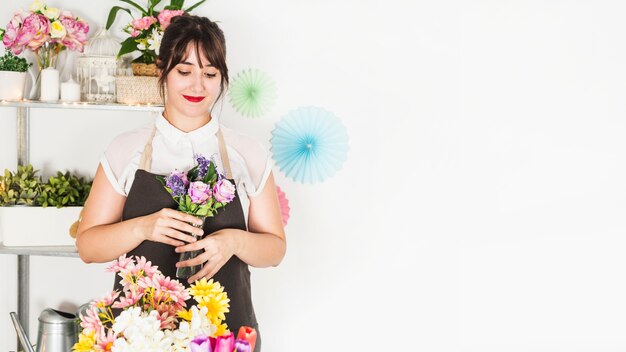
[228,68,277,118]
[271,107,349,183]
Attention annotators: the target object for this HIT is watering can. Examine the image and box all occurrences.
[10,308,78,352]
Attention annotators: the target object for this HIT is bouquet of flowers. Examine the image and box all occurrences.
[157,154,236,278]
[0,0,89,69]
[73,255,257,352]
[105,0,206,65]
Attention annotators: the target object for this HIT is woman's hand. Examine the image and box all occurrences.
[136,208,205,246]
[175,228,239,283]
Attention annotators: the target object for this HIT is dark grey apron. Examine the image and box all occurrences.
[112,125,261,350]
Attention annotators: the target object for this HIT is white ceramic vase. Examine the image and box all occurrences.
[0,71,27,101]
[40,67,60,102]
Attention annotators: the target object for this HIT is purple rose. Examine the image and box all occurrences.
[188,181,211,204]
[190,335,212,352]
[213,179,236,203]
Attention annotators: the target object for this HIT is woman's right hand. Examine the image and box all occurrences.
[136,208,204,246]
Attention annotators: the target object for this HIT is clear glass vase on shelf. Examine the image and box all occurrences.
[176,216,207,279]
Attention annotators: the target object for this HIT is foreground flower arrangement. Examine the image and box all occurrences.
[73,255,256,352]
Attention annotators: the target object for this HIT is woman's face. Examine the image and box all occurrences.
[164,44,222,120]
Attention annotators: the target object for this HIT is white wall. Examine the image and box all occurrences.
[1,1,626,351]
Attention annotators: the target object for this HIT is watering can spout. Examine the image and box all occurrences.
[9,312,36,352]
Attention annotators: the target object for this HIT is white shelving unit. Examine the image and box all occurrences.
[0,99,163,349]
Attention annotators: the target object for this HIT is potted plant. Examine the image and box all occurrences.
[105,0,206,76]
[0,164,92,247]
[0,51,32,101]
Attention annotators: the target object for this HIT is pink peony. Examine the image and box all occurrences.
[19,13,50,51]
[158,9,185,30]
[213,179,236,203]
[58,15,89,52]
[131,16,157,31]
[188,181,211,204]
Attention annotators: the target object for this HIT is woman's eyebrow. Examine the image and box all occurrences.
[179,61,214,67]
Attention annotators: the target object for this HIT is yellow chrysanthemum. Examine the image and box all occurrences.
[176,308,192,321]
[189,278,224,299]
[212,319,229,338]
[72,331,96,352]
[197,291,230,321]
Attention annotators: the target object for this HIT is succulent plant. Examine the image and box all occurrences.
[0,164,42,206]
[0,165,92,207]
[37,171,92,208]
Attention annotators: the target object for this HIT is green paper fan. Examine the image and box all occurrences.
[228,68,277,118]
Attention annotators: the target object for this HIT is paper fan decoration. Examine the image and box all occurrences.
[276,186,290,226]
[228,68,277,118]
[271,106,349,183]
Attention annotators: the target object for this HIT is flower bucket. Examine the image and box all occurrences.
[0,71,27,101]
[0,206,82,246]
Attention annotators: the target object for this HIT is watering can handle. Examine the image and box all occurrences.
[9,312,36,352]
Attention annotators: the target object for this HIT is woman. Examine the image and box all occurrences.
[76,15,286,350]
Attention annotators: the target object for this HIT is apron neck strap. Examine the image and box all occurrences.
[216,129,233,179]
[138,124,234,179]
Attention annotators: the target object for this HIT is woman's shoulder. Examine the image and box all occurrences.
[106,123,154,155]
[220,125,267,154]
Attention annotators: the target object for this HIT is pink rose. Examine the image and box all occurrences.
[188,181,211,205]
[157,9,185,30]
[131,16,157,31]
[19,13,50,51]
[213,179,236,203]
[59,15,89,52]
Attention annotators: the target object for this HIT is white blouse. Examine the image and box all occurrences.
[100,114,273,225]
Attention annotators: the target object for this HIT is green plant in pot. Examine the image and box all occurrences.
[0,164,93,247]
[0,164,41,206]
[0,51,32,101]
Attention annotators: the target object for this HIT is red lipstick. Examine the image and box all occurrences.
[183,95,205,103]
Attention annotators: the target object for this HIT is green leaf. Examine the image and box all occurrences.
[117,37,139,59]
[106,6,132,29]
[120,0,148,15]
[184,0,206,12]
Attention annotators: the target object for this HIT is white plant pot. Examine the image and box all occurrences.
[0,206,82,246]
[0,71,27,101]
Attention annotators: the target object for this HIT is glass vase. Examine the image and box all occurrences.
[176,216,206,279]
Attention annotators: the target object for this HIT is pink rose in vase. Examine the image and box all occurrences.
[188,181,211,205]
[213,179,236,203]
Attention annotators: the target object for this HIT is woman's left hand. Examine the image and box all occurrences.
[175,228,239,283]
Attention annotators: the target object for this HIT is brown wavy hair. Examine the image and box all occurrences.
[156,14,229,108]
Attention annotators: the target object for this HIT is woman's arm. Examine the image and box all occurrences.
[176,172,287,282]
[76,164,205,263]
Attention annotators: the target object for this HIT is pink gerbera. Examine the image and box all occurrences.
[151,273,190,306]
[111,290,143,309]
[79,306,104,336]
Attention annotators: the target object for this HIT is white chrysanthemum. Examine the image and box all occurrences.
[111,308,172,352]
[167,306,216,351]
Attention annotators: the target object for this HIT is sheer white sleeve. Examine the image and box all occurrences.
[222,127,274,197]
[100,126,153,196]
